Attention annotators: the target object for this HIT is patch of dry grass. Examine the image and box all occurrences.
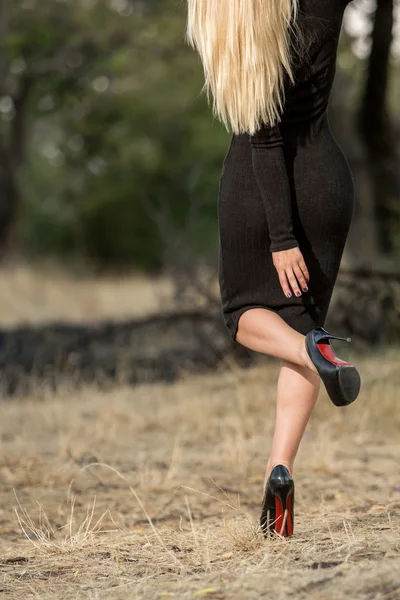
[0,263,174,326]
[0,350,399,599]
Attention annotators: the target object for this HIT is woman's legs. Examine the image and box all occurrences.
[235,308,318,374]
[263,361,320,488]
[235,308,321,487]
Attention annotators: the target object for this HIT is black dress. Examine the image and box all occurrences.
[218,0,355,341]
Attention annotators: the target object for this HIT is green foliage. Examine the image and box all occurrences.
[4,0,399,268]
[8,0,228,268]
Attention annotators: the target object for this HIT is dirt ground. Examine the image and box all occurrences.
[0,267,399,599]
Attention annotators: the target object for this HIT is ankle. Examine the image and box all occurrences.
[264,459,294,489]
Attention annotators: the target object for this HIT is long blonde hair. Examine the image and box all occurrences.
[186,0,299,135]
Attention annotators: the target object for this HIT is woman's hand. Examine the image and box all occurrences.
[272,247,310,298]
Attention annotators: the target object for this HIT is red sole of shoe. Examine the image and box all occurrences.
[275,496,284,535]
[317,343,352,367]
[274,494,293,537]
[286,494,293,536]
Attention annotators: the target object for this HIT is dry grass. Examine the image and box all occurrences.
[0,352,399,599]
[0,262,173,326]
[0,265,399,599]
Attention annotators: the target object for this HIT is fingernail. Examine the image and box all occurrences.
[286,293,292,298]
[296,291,301,297]
[303,286,308,292]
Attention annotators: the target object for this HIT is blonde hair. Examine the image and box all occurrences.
[186,0,299,135]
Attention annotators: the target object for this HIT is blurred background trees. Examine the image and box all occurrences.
[0,0,398,272]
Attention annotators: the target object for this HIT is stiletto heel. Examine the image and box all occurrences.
[321,329,351,343]
[305,326,361,407]
[260,465,294,538]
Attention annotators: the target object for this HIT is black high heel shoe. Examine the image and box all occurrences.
[260,465,294,538]
[305,326,361,407]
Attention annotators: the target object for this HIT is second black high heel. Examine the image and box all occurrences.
[305,326,361,407]
[260,465,294,538]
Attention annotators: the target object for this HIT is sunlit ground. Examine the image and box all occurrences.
[0,266,398,599]
[0,263,174,327]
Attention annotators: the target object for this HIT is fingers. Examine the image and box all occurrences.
[272,247,310,298]
[278,270,292,299]
[298,257,310,283]
[286,268,302,297]
[278,268,302,298]
[293,263,308,292]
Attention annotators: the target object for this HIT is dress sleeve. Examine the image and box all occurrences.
[250,123,299,253]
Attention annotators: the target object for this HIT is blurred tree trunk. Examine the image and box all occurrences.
[0,76,31,249]
[334,0,399,272]
[0,149,19,247]
[357,0,398,256]
[0,2,26,252]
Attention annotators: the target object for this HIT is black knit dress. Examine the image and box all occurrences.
[218,0,355,341]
